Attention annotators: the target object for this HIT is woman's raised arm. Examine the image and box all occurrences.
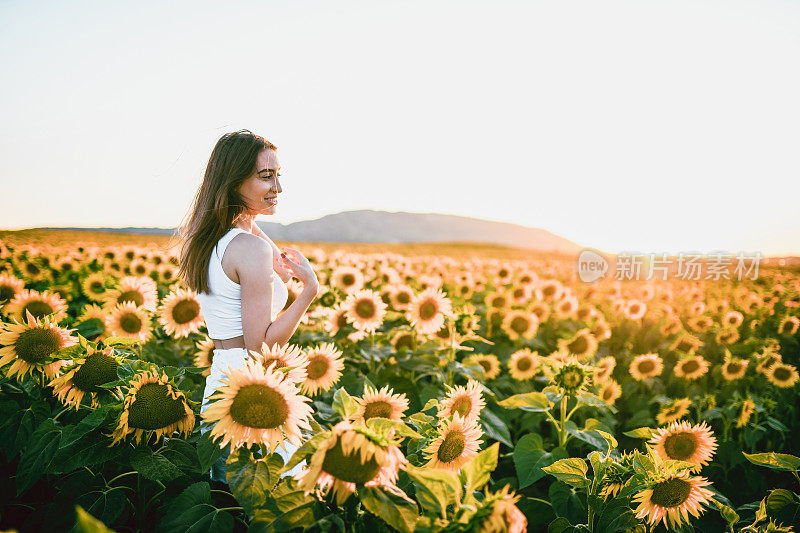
[236,234,318,351]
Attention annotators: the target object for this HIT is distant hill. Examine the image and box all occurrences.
[36,210,582,254]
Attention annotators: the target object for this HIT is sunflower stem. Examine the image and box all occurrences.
[558,395,568,447]
[51,406,72,422]
[107,470,137,486]
[217,507,244,512]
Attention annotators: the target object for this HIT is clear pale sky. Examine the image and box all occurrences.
[1,0,798,255]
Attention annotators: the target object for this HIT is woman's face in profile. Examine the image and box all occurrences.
[238,149,282,216]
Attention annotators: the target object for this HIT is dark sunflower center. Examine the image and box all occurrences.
[363,400,393,420]
[450,396,472,418]
[72,352,119,392]
[262,357,286,370]
[119,313,143,334]
[307,355,329,380]
[90,281,104,293]
[650,477,693,508]
[562,370,583,388]
[342,274,355,286]
[419,301,438,320]
[662,432,698,460]
[397,292,410,304]
[773,367,791,381]
[437,430,466,463]
[162,270,174,280]
[23,300,55,320]
[510,317,529,334]
[321,435,382,484]
[337,313,349,329]
[681,360,700,374]
[0,284,16,301]
[517,357,532,372]
[61,262,73,272]
[602,388,613,401]
[118,290,144,307]
[569,336,589,354]
[763,356,778,368]
[676,340,694,352]
[127,383,187,430]
[435,325,450,339]
[355,299,376,319]
[543,286,556,297]
[15,327,62,364]
[478,360,492,372]
[491,296,506,308]
[134,265,147,275]
[513,288,525,299]
[26,263,40,275]
[172,299,200,324]
[320,292,337,307]
[229,384,289,429]
[394,334,413,350]
[498,268,509,278]
[725,362,741,374]
[638,360,655,374]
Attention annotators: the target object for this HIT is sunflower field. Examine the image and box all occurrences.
[0,232,799,533]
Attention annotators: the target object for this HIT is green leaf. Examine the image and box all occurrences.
[713,499,740,525]
[366,418,422,439]
[196,431,225,473]
[281,432,328,474]
[406,464,461,517]
[59,407,112,449]
[421,398,439,411]
[567,428,617,453]
[549,481,586,525]
[74,505,115,533]
[622,427,655,439]
[743,452,800,472]
[332,387,359,419]
[130,448,184,483]
[360,486,419,533]
[479,408,513,447]
[542,458,589,488]
[513,434,568,489]
[576,391,617,413]
[549,517,575,533]
[16,418,62,495]
[765,488,798,513]
[593,497,639,532]
[464,442,499,493]
[498,391,553,412]
[226,448,284,517]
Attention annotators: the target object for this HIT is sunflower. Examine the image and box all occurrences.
[390,330,416,352]
[194,337,215,377]
[500,310,539,341]
[656,398,692,426]
[633,471,715,529]
[330,266,365,293]
[736,398,756,428]
[553,358,591,395]
[108,368,195,446]
[423,413,483,471]
[81,272,108,302]
[157,287,204,338]
[4,289,68,323]
[673,355,710,381]
[105,302,152,342]
[158,264,179,284]
[49,345,124,410]
[484,291,510,310]
[0,273,25,304]
[537,279,564,302]
[715,328,740,345]
[295,420,408,505]
[766,363,799,388]
[598,380,622,405]
[301,343,345,396]
[720,354,748,381]
[594,356,616,383]
[353,385,409,423]
[343,289,387,333]
[251,342,309,384]
[468,353,501,380]
[406,288,453,335]
[102,276,158,312]
[650,421,717,472]
[556,328,598,361]
[323,304,350,336]
[476,485,528,533]
[507,348,540,380]
[389,284,415,311]
[629,353,664,381]
[201,358,313,452]
[722,311,744,328]
[778,316,800,335]
[756,350,782,375]
[554,296,579,319]
[438,379,485,424]
[529,302,551,324]
[669,333,704,355]
[623,299,647,320]
[0,311,77,382]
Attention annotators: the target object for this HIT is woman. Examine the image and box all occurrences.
[178,130,319,483]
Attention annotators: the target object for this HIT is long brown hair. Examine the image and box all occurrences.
[176,130,276,293]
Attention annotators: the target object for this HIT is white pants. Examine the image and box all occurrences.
[200,347,305,482]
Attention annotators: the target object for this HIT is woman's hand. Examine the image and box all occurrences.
[279,248,319,289]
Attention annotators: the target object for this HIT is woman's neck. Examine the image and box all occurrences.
[234,215,256,232]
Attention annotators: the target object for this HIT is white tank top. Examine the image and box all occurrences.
[197,228,289,340]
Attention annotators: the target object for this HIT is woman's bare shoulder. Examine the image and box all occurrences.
[224,231,272,275]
